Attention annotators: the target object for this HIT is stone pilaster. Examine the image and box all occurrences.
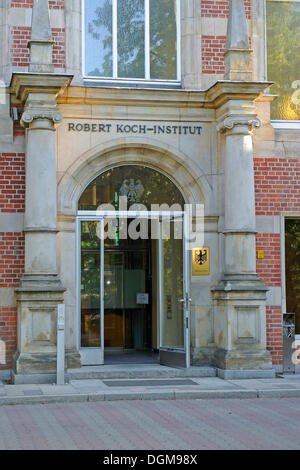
[212,107,274,378]
[10,73,80,376]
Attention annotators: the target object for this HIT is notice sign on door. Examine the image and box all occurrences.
[192,247,210,276]
[136,293,149,305]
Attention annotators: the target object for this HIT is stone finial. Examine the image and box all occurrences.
[224,0,252,81]
[28,0,54,73]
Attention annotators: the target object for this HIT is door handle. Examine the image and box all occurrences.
[178,295,192,307]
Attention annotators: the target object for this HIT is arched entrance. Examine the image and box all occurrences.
[77,164,190,368]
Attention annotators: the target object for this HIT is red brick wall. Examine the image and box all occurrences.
[11,27,31,68]
[256,234,281,288]
[52,28,66,69]
[11,0,64,9]
[202,35,226,74]
[201,0,251,19]
[202,35,252,75]
[0,153,25,371]
[254,157,300,366]
[266,306,283,366]
[254,157,300,215]
[201,1,251,75]
[0,308,17,371]
[0,233,25,288]
[10,1,65,69]
[256,233,282,365]
[0,153,25,213]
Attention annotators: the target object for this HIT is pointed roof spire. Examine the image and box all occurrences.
[224,0,252,80]
[28,0,54,73]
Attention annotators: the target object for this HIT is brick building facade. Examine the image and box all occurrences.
[0,0,298,381]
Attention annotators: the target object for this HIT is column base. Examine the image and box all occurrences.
[13,348,81,376]
[14,279,81,378]
[213,347,273,372]
[211,276,274,374]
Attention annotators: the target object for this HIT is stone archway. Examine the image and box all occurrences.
[58,137,212,216]
[57,139,212,360]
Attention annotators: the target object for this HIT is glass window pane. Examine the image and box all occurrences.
[117,0,145,78]
[80,221,101,347]
[267,1,300,120]
[78,165,185,211]
[285,219,300,334]
[85,0,113,77]
[161,230,184,348]
[150,0,177,80]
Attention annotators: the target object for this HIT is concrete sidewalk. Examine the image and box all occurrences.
[1,374,300,406]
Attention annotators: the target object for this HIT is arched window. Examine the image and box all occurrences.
[83,0,180,83]
[78,164,185,211]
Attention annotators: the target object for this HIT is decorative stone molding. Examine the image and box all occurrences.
[217,116,261,133]
[21,107,63,128]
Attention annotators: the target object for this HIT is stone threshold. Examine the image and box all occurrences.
[11,365,276,384]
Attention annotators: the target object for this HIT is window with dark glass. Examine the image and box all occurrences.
[285,219,300,334]
[267,1,300,120]
[84,0,179,81]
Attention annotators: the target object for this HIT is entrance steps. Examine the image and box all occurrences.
[67,364,216,381]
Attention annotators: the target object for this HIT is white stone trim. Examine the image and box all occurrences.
[251,0,267,82]
[0,213,24,233]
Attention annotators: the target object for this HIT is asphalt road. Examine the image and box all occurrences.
[0,398,300,450]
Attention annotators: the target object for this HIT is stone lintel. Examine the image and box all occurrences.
[10,73,73,104]
[57,81,273,111]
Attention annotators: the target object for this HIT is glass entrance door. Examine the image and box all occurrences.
[159,216,190,368]
[78,213,190,367]
[78,219,104,365]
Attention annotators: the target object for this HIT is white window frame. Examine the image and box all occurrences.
[266,0,300,129]
[82,0,181,86]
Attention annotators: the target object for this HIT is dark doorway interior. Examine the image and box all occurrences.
[104,220,154,356]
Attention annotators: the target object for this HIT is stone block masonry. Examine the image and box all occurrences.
[0,307,17,371]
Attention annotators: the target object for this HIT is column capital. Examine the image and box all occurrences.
[21,107,63,128]
[217,115,261,134]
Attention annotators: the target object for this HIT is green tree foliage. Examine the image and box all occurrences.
[87,0,177,79]
[267,1,300,119]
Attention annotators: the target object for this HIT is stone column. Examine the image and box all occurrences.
[222,116,260,278]
[10,74,80,379]
[21,95,62,284]
[211,110,274,378]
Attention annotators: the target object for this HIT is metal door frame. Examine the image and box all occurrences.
[76,211,190,367]
[158,214,190,368]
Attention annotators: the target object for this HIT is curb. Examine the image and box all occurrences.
[1,388,300,405]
